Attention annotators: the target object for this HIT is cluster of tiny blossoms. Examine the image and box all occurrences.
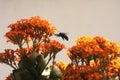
[1,15,65,61]
[56,36,120,80]
[68,36,120,61]
[0,16,66,80]
[5,16,56,45]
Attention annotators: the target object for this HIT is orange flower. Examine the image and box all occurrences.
[93,72,101,80]
[6,16,56,45]
[56,61,68,71]
[94,36,108,45]
[63,64,81,79]
[111,58,120,69]
[109,42,120,54]
[67,50,75,60]
[5,75,12,80]
[75,36,93,44]
[86,72,101,80]
[56,61,68,75]
[14,56,21,62]
[5,30,26,44]
[90,60,96,67]
[0,49,22,63]
[83,66,91,72]
[86,73,93,80]
[82,52,88,58]
[67,45,81,61]
[43,40,65,57]
[0,52,5,63]
[49,26,56,36]
[50,40,65,50]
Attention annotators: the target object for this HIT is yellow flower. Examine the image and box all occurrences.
[111,58,120,69]
[75,36,93,44]
[56,62,68,71]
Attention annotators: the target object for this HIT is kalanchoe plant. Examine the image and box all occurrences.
[1,16,120,80]
[0,16,65,80]
[56,36,120,80]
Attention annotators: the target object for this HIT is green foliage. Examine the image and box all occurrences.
[49,66,63,80]
[36,54,46,74]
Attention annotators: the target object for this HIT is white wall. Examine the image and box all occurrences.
[0,0,120,79]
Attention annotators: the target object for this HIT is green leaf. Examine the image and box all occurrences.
[36,54,46,74]
[49,66,63,80]
[30,52,37,66]
[20,54,39,80]
[20,54,34,68]
[0,57,2,62]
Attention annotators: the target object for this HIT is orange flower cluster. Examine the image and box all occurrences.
[56,63,101,80]
[0,49,20,69]
[5,16,56,45]
[2,16,120,80]
[108,57,120,76]
[86,72,102,80]
[65,36,120,79]
[56,62,103,80]
[2,16,61,65]
[111,58,120,70]
[43,40,65,56]
[68,36,101,61]
[62,64,83,80]
[68,36,120,61]
[0,16,66,80]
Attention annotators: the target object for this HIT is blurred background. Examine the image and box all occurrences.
[0,0,120,79]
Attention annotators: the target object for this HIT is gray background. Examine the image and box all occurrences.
[0,0,120,79]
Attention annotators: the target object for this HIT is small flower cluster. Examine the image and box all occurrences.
[43,40,65,55]
[5,16,56,45]
[68,36,120,62]
[56,36,120,80]
[0,49,19,69]
[0,16,65,80]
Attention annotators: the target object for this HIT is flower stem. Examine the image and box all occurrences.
[39,53,53,75]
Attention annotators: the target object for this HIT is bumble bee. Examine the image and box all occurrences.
[55,32,69,41]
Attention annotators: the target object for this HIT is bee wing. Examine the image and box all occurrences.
[61,32,69,35]
[57,31,69,35]
[54,34,60,37]
[54,32,69,41]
